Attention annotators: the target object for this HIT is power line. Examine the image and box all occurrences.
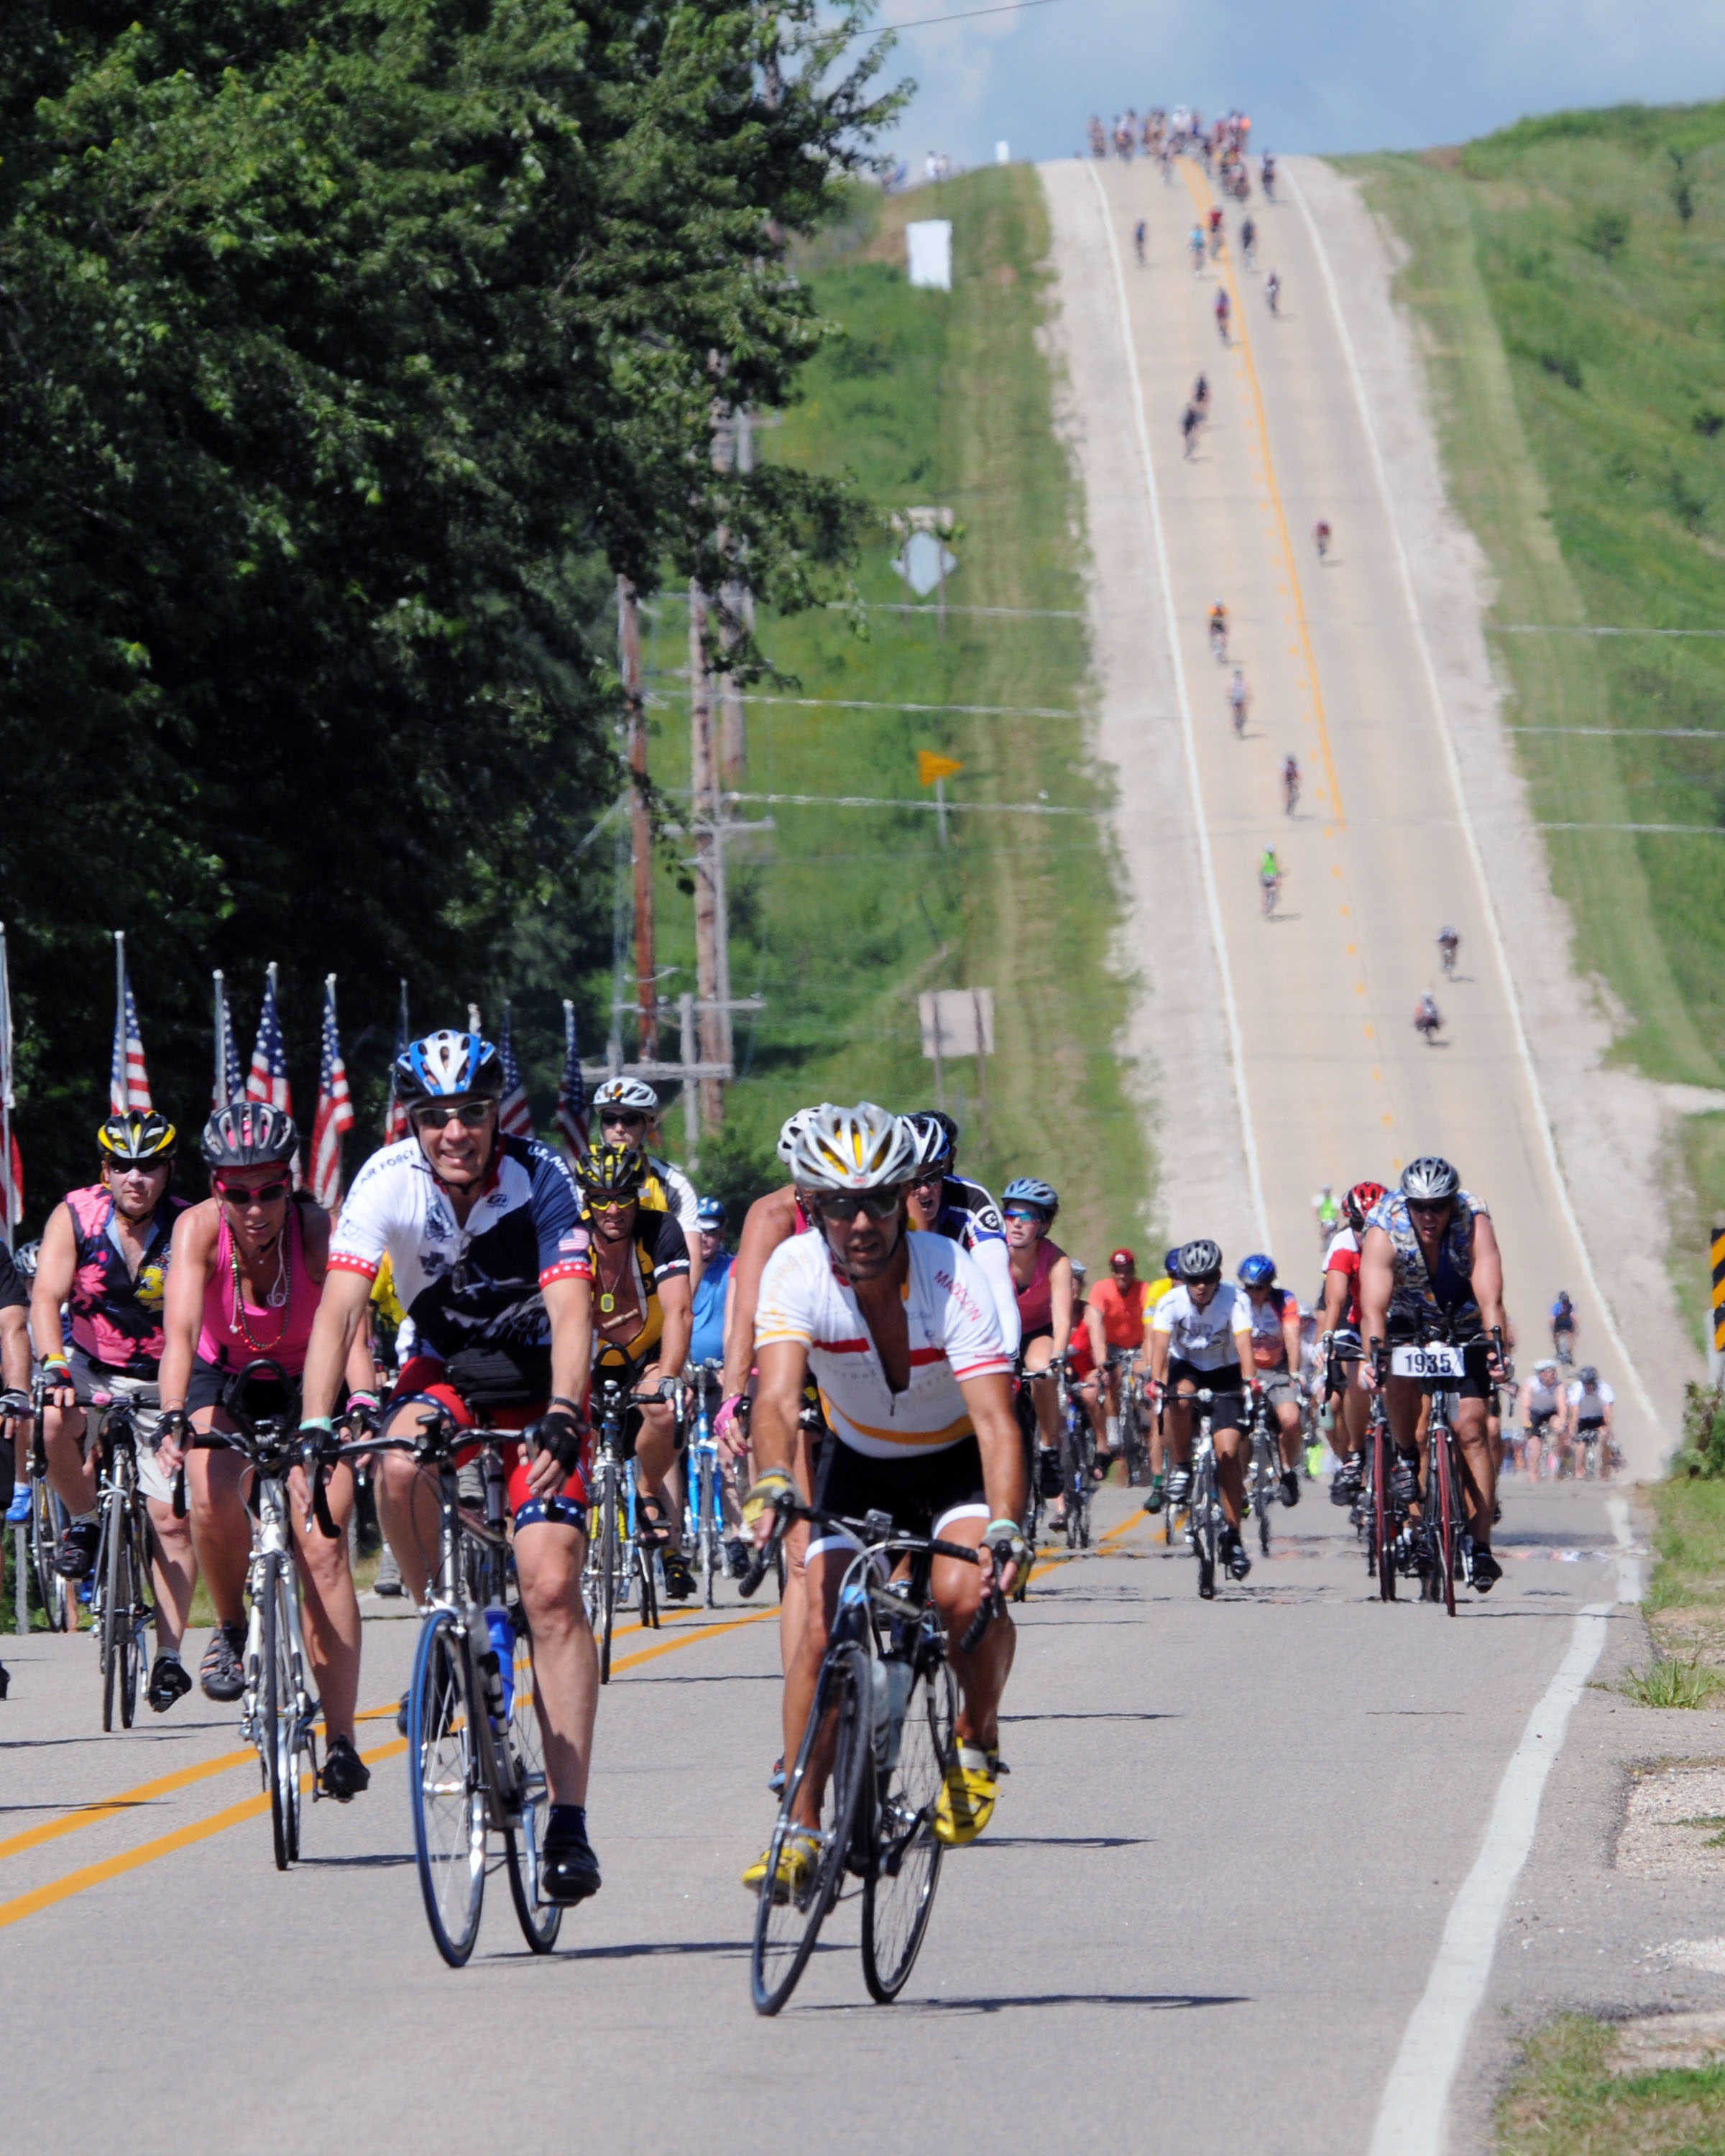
[846,0,1061,37]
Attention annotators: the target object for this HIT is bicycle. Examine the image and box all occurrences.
[1283,760,1300,816]
[1181,1388,1228,1599]
[745,1497,994,2015]
[88,1376,159,1731]
[583,1373,679,1681]
[330,1398,560,1964]
[1060,1361,1095,1552]
[1360,1386,1407,1603]
[1118,1356,1153,1488]
[1370,1330,1491,1617]
[1261,871,1282,919]
[683,1361,735,1608]
[1438,934,1458,979]
[1245,1388,1280,1559]
[1011,1362,1046,1580]
[176,1359,321,1868]
[24,1377,73,1633]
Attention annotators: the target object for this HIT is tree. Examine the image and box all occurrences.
[0,0,898,1207]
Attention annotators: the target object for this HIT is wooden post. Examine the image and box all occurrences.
[972,987,988,1151]
[718,409,752,786]
[619,577,658,1060]
[680,992,699,1161]
[689,586,725,1131]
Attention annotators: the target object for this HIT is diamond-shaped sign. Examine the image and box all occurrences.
[893,528,959,599]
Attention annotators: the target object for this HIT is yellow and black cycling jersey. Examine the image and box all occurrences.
[586,1202,690,1372]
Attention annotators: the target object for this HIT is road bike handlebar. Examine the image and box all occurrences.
[740,1491,1009,1650]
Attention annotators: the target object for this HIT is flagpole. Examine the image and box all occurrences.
[213,969,228,1104]
[114,931,129,1113]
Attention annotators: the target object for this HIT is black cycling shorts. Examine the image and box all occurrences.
[809,1434,988,1557]
[1166,1358,1246,1427]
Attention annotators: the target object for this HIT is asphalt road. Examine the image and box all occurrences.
[0,1479,1632,2154]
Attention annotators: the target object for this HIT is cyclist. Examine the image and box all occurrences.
[298,1030,602,1893]
[1518,1357,1563,1478]
[1226,668,1249,734]
[743,1103,1024,1885]
[1240,213,1256,267]
[589,1077,704,1294]
[31,1112,196,1695]
[1215,286,1230,342]
[1415,992,1443,1044]
[903,1111,1021,1358]
[1193,373,1210,416]
[1188,222,1205,272]
[1317,1178,1385,1505]
[1149,1239,1256,1579]
[1567,1365,1614,1476]
[1208,598,1228,658]
[1237,1255,1302,1505]
[1086,1247,1152,1483]
[1002,1177,1075,1524]
[688,1197,745,1572]
[1261,152,1276,198]
[572,1141,694,1599]
[716,1104,829,1448]
[1438,925,1459,977]
[1315,519,1331,560]
[1260,844,1282,916]
[1207,202,1223,256]
[154,1105,372,1767]
[1283,753,1300,814]
[1181,402,1200,458]
[1133,216,1146,266]
[1265,268,1281,313]
[1312,1182,1340,1246]
[1550,1289,1578,1366]
[1358,1156,1508,1592]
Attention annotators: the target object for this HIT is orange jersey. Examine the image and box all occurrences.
[1088,1275,1151,1351]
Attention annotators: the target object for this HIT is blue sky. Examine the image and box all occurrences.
[862,0,1725,168]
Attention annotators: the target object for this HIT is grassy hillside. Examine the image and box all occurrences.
[633,167,1152,1266]
[1347,106,1725,1335]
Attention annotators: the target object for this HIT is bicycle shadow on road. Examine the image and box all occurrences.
[806,1989,1248,2014]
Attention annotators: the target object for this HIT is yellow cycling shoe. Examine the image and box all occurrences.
[933,1747,998,1846]
[742,1828,820,1900]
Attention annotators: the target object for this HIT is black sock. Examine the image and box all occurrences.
[548,1803,587,1840]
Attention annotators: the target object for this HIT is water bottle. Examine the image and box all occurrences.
[870,1657,914,1773]
[484,1604,515,1726]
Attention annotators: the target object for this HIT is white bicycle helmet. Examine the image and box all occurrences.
[776,1102,833,1166]
[788,1103,916,1193]
[592,1077,658,1115]
[1400,1156,1460,1202]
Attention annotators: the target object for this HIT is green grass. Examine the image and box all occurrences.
[633,167,1153,1260]
[1622,1655,1725,1708]
[1642,1475,1725,1667]
[1346,106,1725,1330]
[1499,2014,1725,2155]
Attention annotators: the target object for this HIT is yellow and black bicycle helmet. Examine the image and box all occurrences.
[98,1110,178,1168]
[572,1141,645,1202]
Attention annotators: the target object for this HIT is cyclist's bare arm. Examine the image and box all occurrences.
[1,1304,28,1396]
[1318,1265,1351,1336]
[156,1205,221,1466]
[719,1184,799,1405]
[299,1263,375,1427]
[29,1202,78,1370]
[1085,1301,1108,1373]
[655,1273,692,1381]
[1049,1254,1075,1360]
[747,1336,807,1493]
[958,1369,1028,1591]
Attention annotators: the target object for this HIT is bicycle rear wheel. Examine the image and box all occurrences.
[408,1608,486,1966]
[699,1458,719,1608]
[503,1620,562,1953]
[595,1475,619,1685]
[751,1639,870,2017]
[1192,1457,1218,1600]
[862,1650,954,2003]
[1430,1424,1460,1618]
[29,1479,71,1632]
[1371,1414,1397,1603]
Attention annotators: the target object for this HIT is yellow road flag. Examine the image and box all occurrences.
[917,751,962,786]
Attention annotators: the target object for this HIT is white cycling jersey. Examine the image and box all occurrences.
[1151,1281,1252,1373]
[1523,1380,1562,1419]
[754,1230,1011,1461]
[1567,1377,1614,1423]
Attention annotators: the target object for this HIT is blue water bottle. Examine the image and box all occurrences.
[485,1604,515,1723]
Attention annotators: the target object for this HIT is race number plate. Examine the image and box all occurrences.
[1389,1342,1466,1381]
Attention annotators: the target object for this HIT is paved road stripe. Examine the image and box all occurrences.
[1366,1602,1614,2156]
[0,1606,775,1927]
[1085,158,1270,1244]
[1286,162,1659,1445]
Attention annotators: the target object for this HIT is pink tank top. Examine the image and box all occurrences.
[1014,1236,1063,1334]
[196,1199,320,1376]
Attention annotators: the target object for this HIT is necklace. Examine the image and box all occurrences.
[228,1217,289,1353]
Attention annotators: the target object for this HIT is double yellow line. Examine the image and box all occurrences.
[0,1603,774,1931]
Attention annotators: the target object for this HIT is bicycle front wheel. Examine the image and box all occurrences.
[596,1475,619,1685]
[100,1501,125,1732]
[29,1479,71,1632]
[275,1562,310,1864]
[862,1650,954,2004]
[752,1639,871,2017]
[1372,1415,1397,1603]
[258,1553,294,1871]
[1431,1427,1460,1618]
[503,1618,562,1953]
[408,1608,486,1966]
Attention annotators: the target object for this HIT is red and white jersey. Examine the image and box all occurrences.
[1323,1226,1361,1329]
[755,1230,1011,1460]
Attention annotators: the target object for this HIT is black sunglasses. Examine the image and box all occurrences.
[413,1100,493,1132]
[814,1189,903,1224]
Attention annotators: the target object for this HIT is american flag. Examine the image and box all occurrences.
[497,1003,534,1138]
[110,938,154,1114]
[309,975,355,1210]
[212,970,245,1109]
[556,999,589,1159]
[384,980,411,1144]
[246,964,293,1116]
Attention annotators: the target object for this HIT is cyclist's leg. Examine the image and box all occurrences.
[512,1516,597,1806]
[140,1460,196,1657]
[288,1457,361,1741]
[1272,1390,1302,1470]
[1211,1414,1246,1529]
[783,1533,856,1829]
[776,1419,820,1679]
[42,1396,96,1519]
[373,1396,445,1605]
[184,1405,252,1630]
[1453,1386,1496,1543]
[932,1505,1013,1754]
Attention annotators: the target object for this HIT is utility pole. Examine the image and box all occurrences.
[619,576,658,1060]
[718,407,753,787]
[688,580,726,1132]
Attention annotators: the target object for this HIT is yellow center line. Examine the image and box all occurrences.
[1177,160,1345,829]
[0,1606,775,1926]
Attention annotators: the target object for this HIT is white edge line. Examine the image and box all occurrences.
[1288,165,1660,1439]
[1607,1492,1643,1605]
[1085,160,1271,1245]
[1366,1600,1614,2156]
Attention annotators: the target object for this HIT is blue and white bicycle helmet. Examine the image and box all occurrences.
[1003,1176,1059,1217]
[1237,1253,1276,1287]
[392,1030,503,1109]
[696,1195,727,1227]
[1163,1245,1183,1281]
[903,1110,959,1177]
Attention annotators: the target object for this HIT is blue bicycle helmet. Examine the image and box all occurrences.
[1162,1245,1183,1281]
[392,1029,503,1109]
[696,1195,727,1228]
[1003,1176,1059,1217]
[1237,1253,1277,1288]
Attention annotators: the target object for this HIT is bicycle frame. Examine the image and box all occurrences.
[88,1385,156,1731]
